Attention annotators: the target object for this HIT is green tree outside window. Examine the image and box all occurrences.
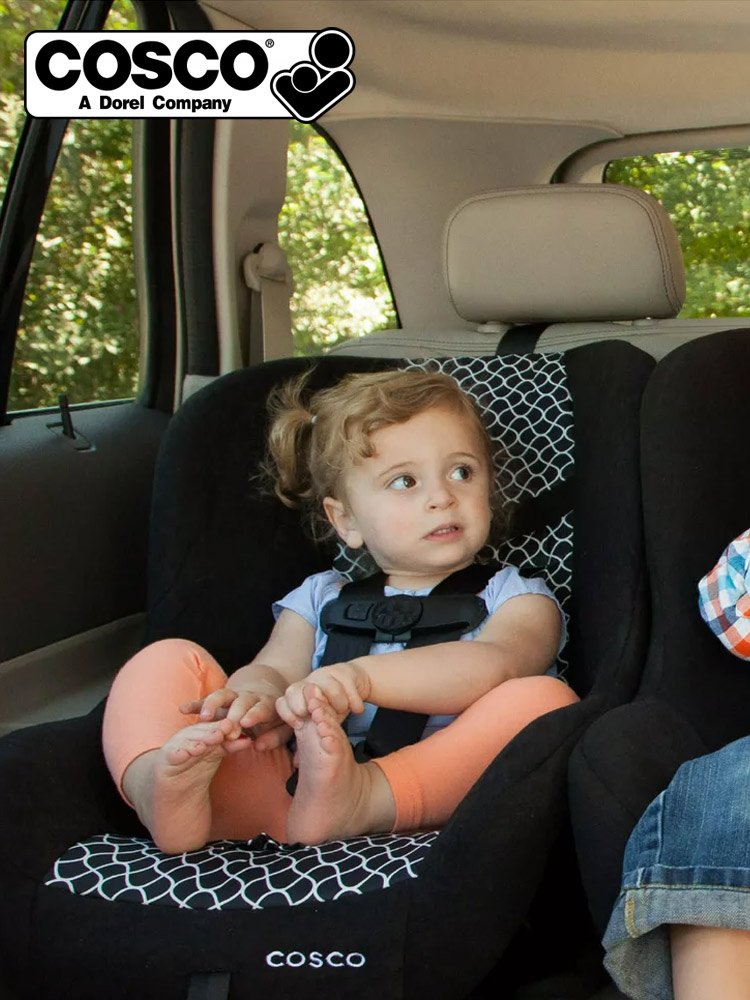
[607,149,750,318]
[2,0,138,410]
[279,120,396,355]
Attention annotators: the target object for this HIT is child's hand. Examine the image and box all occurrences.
[180,688,293,751]
[276,662,370,729]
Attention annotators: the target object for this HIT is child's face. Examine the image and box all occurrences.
[323,405,492,589]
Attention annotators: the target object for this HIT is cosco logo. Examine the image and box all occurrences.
[25,30,356,122]
[35,38,269,92]
[266,950,366,969]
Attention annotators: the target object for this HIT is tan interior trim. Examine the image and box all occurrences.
[213,118,290,372]
[559,124,750,183]
[0,614,145,736]
[242,243,294,361]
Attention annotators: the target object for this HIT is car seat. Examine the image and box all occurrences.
[0,186,676,1000]
[568,327,750,943]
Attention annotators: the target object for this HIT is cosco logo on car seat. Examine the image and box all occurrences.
[266,950,366,969]
[25,29,355,123]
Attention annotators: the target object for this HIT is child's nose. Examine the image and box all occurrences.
[426,482,456,509]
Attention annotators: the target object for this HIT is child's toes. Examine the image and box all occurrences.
[216,717,238,737]
[202,727,226,744]
[164,746,192,766]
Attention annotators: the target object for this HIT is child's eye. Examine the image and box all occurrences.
[389,474,417,491]
[449,465,472,482]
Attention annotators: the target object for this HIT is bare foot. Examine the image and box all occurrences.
[123,718,250,854]
[286,689,395,845]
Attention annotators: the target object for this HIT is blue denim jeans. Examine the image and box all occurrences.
[603,735,750,1000]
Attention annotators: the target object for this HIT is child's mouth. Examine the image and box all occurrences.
[425,524,461,540]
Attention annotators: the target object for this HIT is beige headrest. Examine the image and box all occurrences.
[444,185,686,325]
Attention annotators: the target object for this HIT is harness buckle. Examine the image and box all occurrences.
[371,595,423,642]
[345,601,374,622]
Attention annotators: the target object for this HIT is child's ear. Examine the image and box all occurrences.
[322,496,364,549]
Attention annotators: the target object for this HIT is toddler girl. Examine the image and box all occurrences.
[103,369,577,854]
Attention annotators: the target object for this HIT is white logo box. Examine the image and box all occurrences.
[25,30,355,121]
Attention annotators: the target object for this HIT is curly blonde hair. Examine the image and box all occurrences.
[263,368,509,543]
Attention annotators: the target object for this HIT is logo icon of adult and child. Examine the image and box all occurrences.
[272,27,354,122]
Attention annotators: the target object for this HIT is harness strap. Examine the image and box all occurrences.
[286,563,496,792]
[510,476,574,536]
[323,562,496,761]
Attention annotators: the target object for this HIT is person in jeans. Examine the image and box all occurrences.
[603,528,750,1000]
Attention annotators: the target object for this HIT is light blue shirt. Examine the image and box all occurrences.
[273,566,565,745]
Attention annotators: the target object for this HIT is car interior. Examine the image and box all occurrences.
[2,1,750,997]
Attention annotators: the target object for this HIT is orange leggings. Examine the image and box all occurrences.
[103,639,579,843]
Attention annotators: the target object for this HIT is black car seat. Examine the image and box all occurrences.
[568,327,750,948]
[0,186,678,1000]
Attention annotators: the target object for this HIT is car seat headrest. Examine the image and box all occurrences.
[444,184,686,325]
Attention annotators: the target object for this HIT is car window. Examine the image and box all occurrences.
[278,121,397,355]
[606,149,750,320]
[0,1,66,206]
[2,0,139,412]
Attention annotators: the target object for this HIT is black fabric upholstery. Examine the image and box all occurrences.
[569,699,707,932]
[0,344,654,999]
[637,329,750,743]
[564,343,653,698]
[569,327,750,934]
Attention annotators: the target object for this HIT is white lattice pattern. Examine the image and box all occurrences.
[45,830,438,910]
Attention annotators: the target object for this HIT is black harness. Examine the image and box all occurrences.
[286,563,496,793]
[308,562,497,769]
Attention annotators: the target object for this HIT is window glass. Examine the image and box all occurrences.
[279,121,397,355]
[0,1,68,205]
[3,0,139,411]
[606,149,750,319]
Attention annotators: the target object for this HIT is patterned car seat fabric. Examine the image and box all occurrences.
[0,185,680,999]
[568,328,750,936]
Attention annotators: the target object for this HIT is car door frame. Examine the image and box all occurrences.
[0,0,179,734]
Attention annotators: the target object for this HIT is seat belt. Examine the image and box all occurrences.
[242,242,295,362]
[496,322,549,355]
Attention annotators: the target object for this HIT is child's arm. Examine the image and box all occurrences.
[180,609,315,749]
[277,593,561,726]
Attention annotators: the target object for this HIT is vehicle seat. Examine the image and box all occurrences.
[0,188,667,1000]
[568,327,750,941]
[329,183,715,363]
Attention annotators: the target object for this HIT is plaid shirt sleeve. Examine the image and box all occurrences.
[698,528,750,660]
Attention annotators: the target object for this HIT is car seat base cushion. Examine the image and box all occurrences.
[44,830,438,910]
